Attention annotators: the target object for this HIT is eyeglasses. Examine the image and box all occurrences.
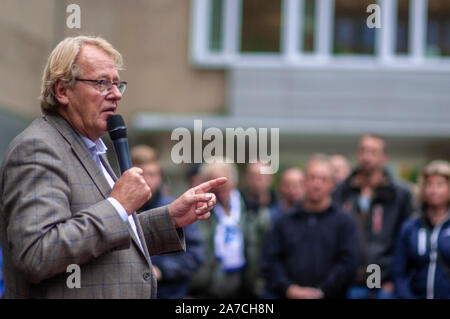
[75,78,127,95]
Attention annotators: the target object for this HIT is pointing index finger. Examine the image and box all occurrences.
[194,177,227,194]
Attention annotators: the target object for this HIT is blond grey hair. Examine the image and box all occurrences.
[40,35,123,114]
[307,153,332,169]
[418,160,450,205]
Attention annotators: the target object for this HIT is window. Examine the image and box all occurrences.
[396,0,410,54]
[333,0,376,55]
[209,0,224,52]
[240,0,282,53]
[302,0,316,52]
[426,0,450,57]
[190,0,450,68]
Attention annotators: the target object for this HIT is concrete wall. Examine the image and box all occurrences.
[0,0,56,117]
[230,67,450,134]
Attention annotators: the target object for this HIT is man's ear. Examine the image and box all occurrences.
[54,79,69,106]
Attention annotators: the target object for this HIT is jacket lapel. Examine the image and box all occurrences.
[45,113,148,258]
[45,113,112,199]
[99,153,118,181]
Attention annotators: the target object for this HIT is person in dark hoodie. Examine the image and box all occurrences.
[393,160,450,299]
[262,154,360,299]
[333,134,414,298]
[131,145,206,299]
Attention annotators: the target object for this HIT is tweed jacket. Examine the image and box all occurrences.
[0,113,185,298]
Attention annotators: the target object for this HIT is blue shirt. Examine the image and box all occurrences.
[79,135,144,252]
[0,245,4,298]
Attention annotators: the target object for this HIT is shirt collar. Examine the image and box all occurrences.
[80,135,108,156]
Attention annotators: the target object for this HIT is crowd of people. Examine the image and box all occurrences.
[0,35,449,299]
[94,133,448,299]
[0,128,448,300]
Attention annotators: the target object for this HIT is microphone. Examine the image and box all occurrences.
[107,114,132,175]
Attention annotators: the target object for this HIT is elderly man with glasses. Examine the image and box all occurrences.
[0,36,226,299]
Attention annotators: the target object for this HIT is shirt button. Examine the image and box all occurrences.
[143,272,151,281]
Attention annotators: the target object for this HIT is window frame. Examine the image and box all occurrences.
[189,0,450,70]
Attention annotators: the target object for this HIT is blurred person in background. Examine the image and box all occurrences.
[272,167,305,221]
[190,159,271,298]
[393,160,450,299]
[333,134,414,299]
[189,160,248,298]
[330,154,351,185]
[131,145,206,299]
[186,163,202,188]
[240,161,277,297]
[241,162,278,215]
[261,154,360,299]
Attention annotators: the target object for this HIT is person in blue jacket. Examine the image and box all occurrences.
[131,145,206,299]
[393,160,450,299]
[0,245,4,298]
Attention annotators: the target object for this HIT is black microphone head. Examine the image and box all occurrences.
[107,114,127,140]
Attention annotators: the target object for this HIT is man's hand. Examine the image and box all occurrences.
[168,177,227,228]
[110,167,152,215]
[286,284,324,299]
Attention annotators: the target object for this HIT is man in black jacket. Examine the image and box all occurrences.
[333,134,414,299]
[262,154,360,298]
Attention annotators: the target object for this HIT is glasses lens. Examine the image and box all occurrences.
[118,82,127,95]
[98,80,108,93]
[99,80,126,95]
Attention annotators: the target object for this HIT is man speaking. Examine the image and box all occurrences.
[0,36,226,298]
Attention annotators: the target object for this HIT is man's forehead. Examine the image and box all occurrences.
[282,169,304,181]
[78,44,119,77]
[307,161,333,176]
[359,136,384,147]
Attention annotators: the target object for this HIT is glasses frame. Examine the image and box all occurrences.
[75,78,127,95]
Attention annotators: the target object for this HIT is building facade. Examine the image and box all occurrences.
[1,0,449,193]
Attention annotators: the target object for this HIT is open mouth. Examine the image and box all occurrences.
[102,107,116,115]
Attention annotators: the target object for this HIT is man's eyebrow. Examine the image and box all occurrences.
[96,73,120,81]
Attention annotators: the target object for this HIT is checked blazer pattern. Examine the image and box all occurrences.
[0,113,185,298]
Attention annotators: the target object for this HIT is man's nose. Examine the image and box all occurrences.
[105,85,122,100]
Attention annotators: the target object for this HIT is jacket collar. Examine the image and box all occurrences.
[42,113,147,258]
[291,201,336,218]
[343,167,397,202]
[420,205,450,229]
[43,112,114,199]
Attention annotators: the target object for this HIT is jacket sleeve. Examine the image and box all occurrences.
[137,206,186,256]
[1,138,131,284]
[392,219,418,299]
[260,219,295,297]
[318,214,361,298]
[151,222,205,282]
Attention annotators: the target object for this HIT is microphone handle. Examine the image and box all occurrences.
[112,137,132,175]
